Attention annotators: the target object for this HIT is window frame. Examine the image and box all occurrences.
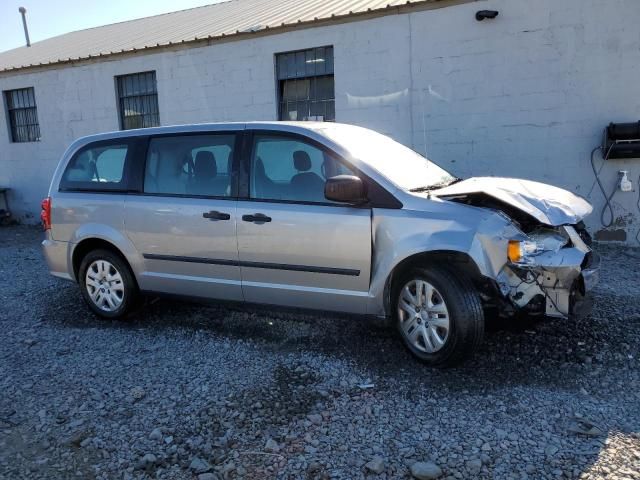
[130,131,243,200]
[239,130,402,209]
[3,87,41,143]
[115,71,160,131]
[58,137,142,193]
[275,46,335,122]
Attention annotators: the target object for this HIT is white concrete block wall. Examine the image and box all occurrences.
[1,0,639,242]
[408,0,640,241]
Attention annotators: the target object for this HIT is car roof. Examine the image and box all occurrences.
[71,121,353,143]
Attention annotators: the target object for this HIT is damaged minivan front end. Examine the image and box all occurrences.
[434,177,600,319]
[497,225,599,318]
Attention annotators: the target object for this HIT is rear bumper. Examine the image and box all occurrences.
[42,237,73,281]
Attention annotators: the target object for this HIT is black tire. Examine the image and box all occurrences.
[393,265,484,367]
[78,249,138,319]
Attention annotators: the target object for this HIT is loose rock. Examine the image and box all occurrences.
[265,438,280,453]
[365,456,385,474]
[136,453,157,470]
[466,458,482,474]
[129,386,145,402]
[307,413,323,425]
[411,461,443,479]
[190,457,212,474]
[198,474,219,480]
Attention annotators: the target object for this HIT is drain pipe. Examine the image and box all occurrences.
[19,7,31,47]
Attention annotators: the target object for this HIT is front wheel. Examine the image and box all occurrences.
[78,249,138,319]
[394,266,484,367]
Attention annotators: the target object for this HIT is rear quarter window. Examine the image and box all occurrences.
[60,141,131,191]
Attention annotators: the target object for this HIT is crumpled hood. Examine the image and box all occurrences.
[433,177,593,226]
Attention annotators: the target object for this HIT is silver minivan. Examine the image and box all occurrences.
[42,122,599,366]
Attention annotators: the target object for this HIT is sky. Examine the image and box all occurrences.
[0,0,225,53]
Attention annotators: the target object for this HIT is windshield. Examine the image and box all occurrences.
[320,125,456,191]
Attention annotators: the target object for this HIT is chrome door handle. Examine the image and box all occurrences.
[203,210,231,221]
[242,213,272,223]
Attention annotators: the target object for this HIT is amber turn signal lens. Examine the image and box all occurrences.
[508,240,522,263]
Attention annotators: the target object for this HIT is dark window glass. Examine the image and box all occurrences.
[251,134,353,203]
[60,143,129,191]
[4,87,40,142]
[144,134,236,197]
[276,47,335,122]
[116,71,160,130]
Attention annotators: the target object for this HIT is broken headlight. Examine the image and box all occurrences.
[507,240,539,264]
[508,229,569,265]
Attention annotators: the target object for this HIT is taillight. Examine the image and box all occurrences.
[41,197,51,231]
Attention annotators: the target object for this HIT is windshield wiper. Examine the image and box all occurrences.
[447,177,463,185]
[409,177,462,193]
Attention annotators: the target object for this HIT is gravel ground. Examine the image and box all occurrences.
[1,225,639,480]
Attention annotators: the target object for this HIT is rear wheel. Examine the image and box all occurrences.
[78,249,138,319]
[394,266,484,367]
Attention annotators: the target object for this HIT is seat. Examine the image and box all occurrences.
[189,151,228,196]
[253,156,278,198]
[65,161,92,182]
[65,153,97,182]
[153,152,187,194]
[290,151,325,201]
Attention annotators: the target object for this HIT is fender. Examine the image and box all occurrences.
[69,223,145,283]
[367,206,519,315]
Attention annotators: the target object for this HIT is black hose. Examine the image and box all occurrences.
[590,146,617,228]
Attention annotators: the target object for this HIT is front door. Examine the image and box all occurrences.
[236,131,371,313]
[125,131,243,301]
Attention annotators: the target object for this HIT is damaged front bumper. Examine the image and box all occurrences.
[571,251,600,318]
[496,226,600,319]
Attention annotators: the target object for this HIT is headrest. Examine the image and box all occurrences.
[293,151,312,172]
[194,151,216,178]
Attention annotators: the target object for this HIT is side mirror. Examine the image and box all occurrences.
[325,175,367,204]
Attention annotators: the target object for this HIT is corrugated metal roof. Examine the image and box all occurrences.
[0,0,444,73]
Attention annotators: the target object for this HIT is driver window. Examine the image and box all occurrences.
[144,134,236,197]
[250,134,354,203]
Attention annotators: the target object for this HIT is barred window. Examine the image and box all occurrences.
[4,87,40,142]
[115,71,160,130]
[276,47,335,122]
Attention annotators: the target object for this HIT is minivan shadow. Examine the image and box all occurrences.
[45,282,616,394]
